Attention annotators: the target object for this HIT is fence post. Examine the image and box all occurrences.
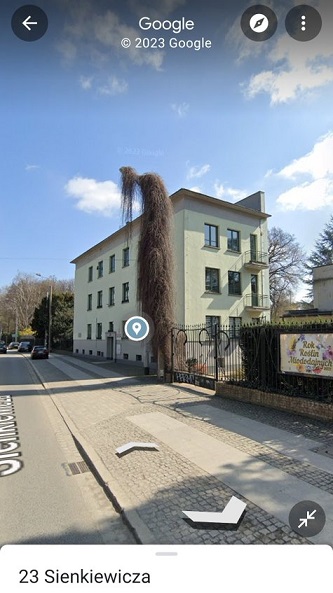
[259,327,266,388]
[214,324,219,382]
[170,328,174,382]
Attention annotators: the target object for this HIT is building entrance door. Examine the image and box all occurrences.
[106,336,114,360]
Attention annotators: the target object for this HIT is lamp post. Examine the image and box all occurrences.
[36,274,52,352]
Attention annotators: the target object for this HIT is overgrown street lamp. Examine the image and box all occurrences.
[36,274,52,352]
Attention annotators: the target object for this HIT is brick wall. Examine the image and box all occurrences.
[215,383,333,422]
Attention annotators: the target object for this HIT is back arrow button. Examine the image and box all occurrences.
[22,16,38,31]
[12,5,48,41]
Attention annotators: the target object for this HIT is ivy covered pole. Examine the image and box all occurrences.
[119,167,175,375]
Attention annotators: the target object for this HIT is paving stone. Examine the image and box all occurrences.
[35,358,332,545]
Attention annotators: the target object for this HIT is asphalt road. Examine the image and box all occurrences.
[0,352,136,546]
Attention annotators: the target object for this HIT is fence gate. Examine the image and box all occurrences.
[171,325,243,390]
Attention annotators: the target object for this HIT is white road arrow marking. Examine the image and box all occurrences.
[116,442,159,456]
[182,496,246,525]
[22,16,38,31]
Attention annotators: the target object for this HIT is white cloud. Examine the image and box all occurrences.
[187,164,210,179]
[246,58,333,105]
[25,164,40,171]
[277,178,333,211]
[189,186,202,193]
[79,76,93,90]
[171,102,189,117]
[65,177,122,216]
[276,131,333,211]
[59,6,164,71]
[56,39,77,63]
[129,0,186,18]
[98,76,128,96]
[241,1,333,104]
[214,182,247,202]
[278,132,333,180]
[79,74,127,96]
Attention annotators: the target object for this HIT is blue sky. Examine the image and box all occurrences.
[1,0,333,299]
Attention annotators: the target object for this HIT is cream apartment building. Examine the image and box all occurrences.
[71,188,270,362]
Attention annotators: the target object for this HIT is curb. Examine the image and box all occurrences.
[28,359,157,545]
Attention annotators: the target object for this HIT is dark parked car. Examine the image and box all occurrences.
[7,341,20,350]
[18,341,33,352]
[31,346,49,359]
[0,342,7,354]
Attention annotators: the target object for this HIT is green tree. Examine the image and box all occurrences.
[306,216,333,291]
[0,273,74,337]
[31,292,74,348]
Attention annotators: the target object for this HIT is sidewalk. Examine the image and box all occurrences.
[31,353,333,546]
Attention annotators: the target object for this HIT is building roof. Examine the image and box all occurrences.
[71,187,270,264]
[171,188,270,219]
[282,308,333,318]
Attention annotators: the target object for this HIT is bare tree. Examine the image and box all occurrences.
[5,273,43,330]
[268,227,306,320]
[0,273,74,337]
[120,166,174,371]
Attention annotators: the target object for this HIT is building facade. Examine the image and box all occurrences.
[282,264,333,322]
[71,188,270,362]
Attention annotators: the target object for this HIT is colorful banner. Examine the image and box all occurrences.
[280,333,333,377]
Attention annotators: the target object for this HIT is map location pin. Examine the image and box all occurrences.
[133,322,142,335]
[124,316,150,341]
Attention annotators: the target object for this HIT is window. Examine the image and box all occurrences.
[123,353,129,360]
[205,316,220,338]
[97,290,103,308]
[229,317,242,338]
[88,266,93,282]
[122,320,127,338]
[97,260,103,278]
[250,234,257,261]
[205,268,219,293]
[109,321,114,332]
[251,274,259,306]
[227,229,240,252]
[228,271,241,295]
[96,323,102,339]
[87,324,92,339]
[109,254,115,273]
[123,247,130,267]
[109,286,115,306]
[204,223,218,247]
[87,294,92,310]
[122,282,129,302]
[136,355,142,361]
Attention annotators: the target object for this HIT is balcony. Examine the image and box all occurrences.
[244,293,270,313]
[243,250,269,271]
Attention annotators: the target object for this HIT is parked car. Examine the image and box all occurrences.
[18,341,33,352]
[0,342,7,354]
[31,345,49,359]
[7,342,20,350]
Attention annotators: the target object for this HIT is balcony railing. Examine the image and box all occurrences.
[244,294,270,310]
[243,250,269,269]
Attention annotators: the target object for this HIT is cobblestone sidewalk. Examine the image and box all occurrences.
[32,355,333,546]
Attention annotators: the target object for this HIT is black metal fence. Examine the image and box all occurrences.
[171,324,243,389]
[171,322,333,401]
[237,323,333,402]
